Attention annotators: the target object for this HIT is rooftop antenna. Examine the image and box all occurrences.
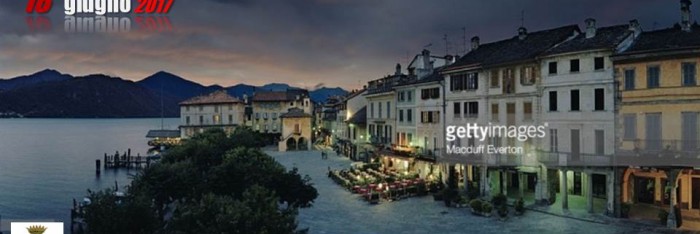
[520,10,525,28]
[443,34,449,56]
[160,74,164,130]
[462,27,467,55]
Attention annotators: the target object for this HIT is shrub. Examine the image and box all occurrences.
[514,198,525,213]
[658,209,669,225]
[620,203,631,218]
[466,182,480,200]
[491,193,507,207]
[470,199,483,213]
[482,202,493,214]
[498,204,508,218]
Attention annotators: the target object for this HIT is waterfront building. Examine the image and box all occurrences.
[247,89,312,143]
[441,25,579,202]
[537,19,640,215]
[179,90,245,138]
[611,2,700,227]
[279,108,313,151]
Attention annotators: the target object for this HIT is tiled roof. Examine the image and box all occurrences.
[146,130,180,138]
[280,108,312,118]
[445,25,579,71]
[543,25,631,55]
[617,24,700,55]
[396,68,445,87]
[346,106,367,124]
[252,89,309,102]
[179,90,242,105]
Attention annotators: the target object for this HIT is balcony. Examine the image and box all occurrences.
[617,139,700,167]
[536,150,613,167]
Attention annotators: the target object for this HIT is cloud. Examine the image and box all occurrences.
[0,0,693,89]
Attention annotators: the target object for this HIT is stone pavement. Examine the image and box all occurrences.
[267,147,680,234]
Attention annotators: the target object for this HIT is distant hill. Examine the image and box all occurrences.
[0,69,348,118]
[0,74,179,118]
[137,71,221,102]
[0,69,72,92]
[310,87,348,103]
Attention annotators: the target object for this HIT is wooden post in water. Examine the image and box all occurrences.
[96,159,101,175]
[104,153,108,169]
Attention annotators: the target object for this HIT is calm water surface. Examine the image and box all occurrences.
[0,118,179,232]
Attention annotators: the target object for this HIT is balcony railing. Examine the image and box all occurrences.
[536,150,613,167]
[620,139,700,157]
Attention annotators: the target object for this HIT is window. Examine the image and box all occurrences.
[520,66,536,85]
[186,116,190,125]
[570,59,580,72]
[407,109,412,122]
[228,115,233,123]
[624,69,635,90]
[421,87,440,99]
[549,91,558,111]
[199,116,203,124]
[502,68,515,94]
[450,73,478,91]
[647,66,660,88]
[453,102,461,118]
[370,102,375,118]
[594,88,604,111]
[549,61,557,75]
[594,57,604,70]
[228,105,233,111]
[386,102,391,118]
[263,112,268,119]
[523,102,532,121]
[682,62,697,86]
[378,102,383,118]
[465,102,478,118]
[595,130,605,155]
[214,106,219,113]
[490,70,499,87]
[421,111,440,123]
[407,91,412,102]
[623,114,637,139]
[399,91,405,102]
[549,129,558,152]
[399,109,404,122]
[491,103,499,122]
[570,89,580,111]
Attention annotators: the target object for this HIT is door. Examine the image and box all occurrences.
[693,178,700,209]
[682,112,698,153]
[571,129,580,162]
[636,177,655,204]
[573,172,582,195]
[645,113,662,151]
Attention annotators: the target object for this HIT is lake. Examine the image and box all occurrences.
[0,118,180,232]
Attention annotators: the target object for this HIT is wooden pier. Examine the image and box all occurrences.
[97,149,153,172]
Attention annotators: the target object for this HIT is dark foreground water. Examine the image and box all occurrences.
[0,118,179,232]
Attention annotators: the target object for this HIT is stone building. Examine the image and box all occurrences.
[179,90,245,138]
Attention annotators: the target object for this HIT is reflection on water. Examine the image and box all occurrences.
[0,118,179,232]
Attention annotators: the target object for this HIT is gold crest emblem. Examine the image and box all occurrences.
[26,225,48,234]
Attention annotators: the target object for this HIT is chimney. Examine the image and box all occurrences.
[395,63,402,75]
[518,27,528,40]
[681,0,693,32]
[585,18,597,38]
[444,55,455,65]
[422,49,433,71]
[628,19,641,37]
[471,36,480,50]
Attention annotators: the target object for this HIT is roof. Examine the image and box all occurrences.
[179,90,242,106]
[252,89,309,102]
[346,106,367,125]
[146,130,180,138]
[616,24,700,55]
[395,68,445,87]
[543,25,632,55]
[445,25,579,71]
[280,108,312,118]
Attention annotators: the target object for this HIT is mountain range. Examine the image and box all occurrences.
[0,69,348,118]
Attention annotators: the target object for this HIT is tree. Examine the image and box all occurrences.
[82,128,317,233]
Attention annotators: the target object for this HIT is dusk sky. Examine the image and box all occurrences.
[0,0,694,89]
